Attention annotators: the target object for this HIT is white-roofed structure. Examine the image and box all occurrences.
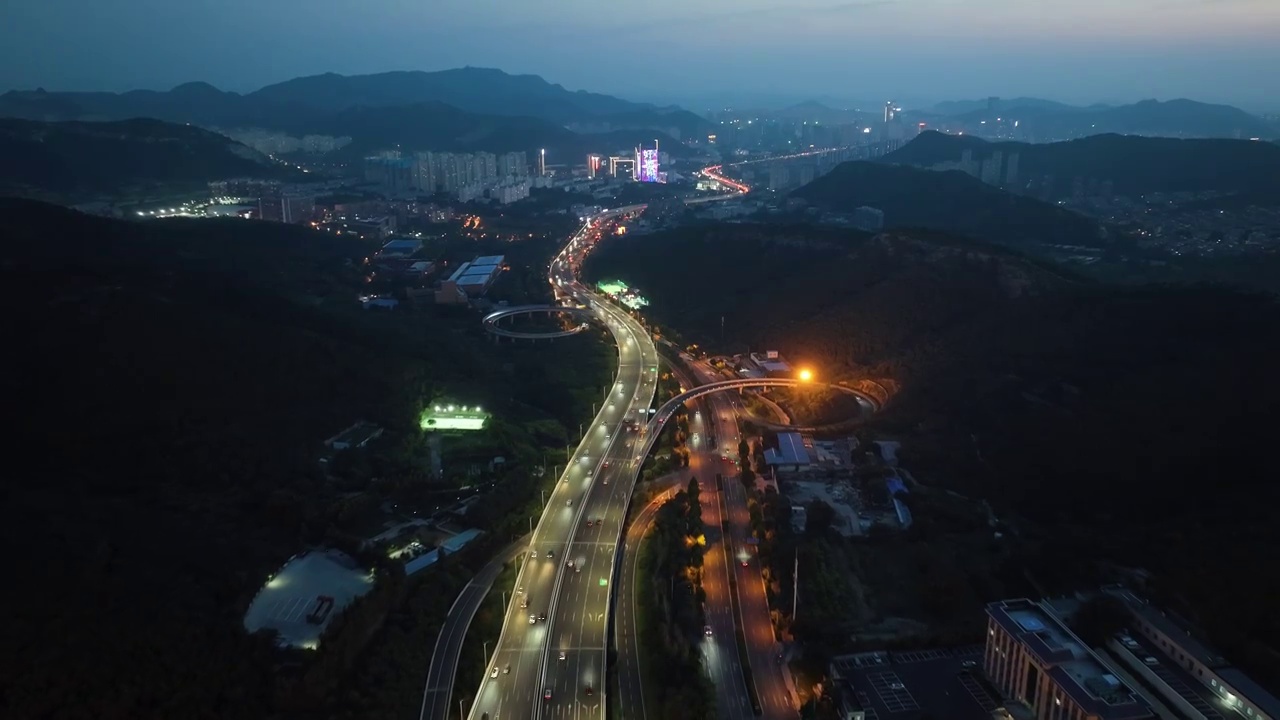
[435,254,505,303]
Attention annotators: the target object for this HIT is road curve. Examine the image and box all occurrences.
[613,478,684,720]
[419,538,527,720]
[467,206,658,720]
[481,304,597,340]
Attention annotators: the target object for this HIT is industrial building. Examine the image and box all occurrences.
[377,238,423,258]
[1103,588,1280,720]
[435,254,505,303]
[985,599,1153,719]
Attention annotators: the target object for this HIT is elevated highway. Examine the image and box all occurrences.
[482,304,596,340]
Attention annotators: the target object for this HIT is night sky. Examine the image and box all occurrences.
[3,0,1278,109]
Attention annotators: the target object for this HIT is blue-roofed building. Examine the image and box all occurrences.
[436,254,504,302]
[764,432,810,471]
[378,238,423,257]
[885,475,913,529]
[986,598,1153,719]
[403,528,484,575]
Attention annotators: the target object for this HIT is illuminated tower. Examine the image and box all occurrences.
[539,148,546,177]
[587,154,602,179]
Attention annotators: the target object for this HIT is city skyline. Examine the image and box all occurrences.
[2,0,1279,111]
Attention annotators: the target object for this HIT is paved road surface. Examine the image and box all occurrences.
[612,478,684,720]
[684,359,798,720]
[467,208,658,720]
[420,538,526,720]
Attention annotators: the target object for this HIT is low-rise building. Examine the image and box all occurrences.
[377,238,423,258]
[325,422,384,450]
[985,598,1153,719]
[434,254,505,303]
[764,432,811,472]
[1104,588,1280,720]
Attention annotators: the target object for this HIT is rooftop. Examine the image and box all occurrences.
[325,421,383,449]
[1105,587,1226,668]
[764,432,810,466]
[447,262,473,282]
[471,254,505,267]
[403,528,484,575]
[989,599,1150,719]
[380,238,422,252]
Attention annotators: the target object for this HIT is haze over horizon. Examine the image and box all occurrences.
[3,0,1279,111]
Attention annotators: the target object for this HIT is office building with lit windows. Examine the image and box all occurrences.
[985,599,1153,720]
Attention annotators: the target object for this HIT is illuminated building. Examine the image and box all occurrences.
[587,154,603,179]
[539,148,546,177]
[635,141,660,183]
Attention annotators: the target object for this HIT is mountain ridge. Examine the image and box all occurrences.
[0,117,296,201]
[882,131,1280,198]
[791,160,1104,249]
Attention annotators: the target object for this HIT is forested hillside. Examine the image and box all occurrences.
[583,221,1280,686]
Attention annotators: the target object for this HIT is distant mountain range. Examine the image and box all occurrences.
[929,97,1107,116]
[791,161,1103,249]
[0,67,712,154]
[918,98,1278,140]
[883,131,1280,199]
[0,117,294,201]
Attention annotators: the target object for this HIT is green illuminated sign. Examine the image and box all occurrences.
[421,404,489,432]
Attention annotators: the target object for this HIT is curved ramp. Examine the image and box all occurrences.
[481,304,597,339]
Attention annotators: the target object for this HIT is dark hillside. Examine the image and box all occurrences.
[791,161,1104,248]
[0,117,294,201]
[0,200,606,718]
[884,131,1280,198]
[583,222,1280,685]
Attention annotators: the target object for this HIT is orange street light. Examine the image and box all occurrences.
[798,369,813,382]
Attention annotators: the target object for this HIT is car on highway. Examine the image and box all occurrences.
[531,550,538,558]
[890,682,905,690]
[961,660,978,669]
[529,614,536,625]
[559,650,566,660]
[490,666,498,678]
[585,685,593,697]
[566,499,572,507]
[704,625,713,636]
[585,519,594,527]
[546,549,554,558]
[503,664,510,674]
[603,460,610,468]
[544,688,553,701]
[741,560,749,567]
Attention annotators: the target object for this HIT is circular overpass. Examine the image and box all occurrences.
[644,377,879,439]
[481,304,599,339]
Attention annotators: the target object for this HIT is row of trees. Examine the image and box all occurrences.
[637,479,715,720]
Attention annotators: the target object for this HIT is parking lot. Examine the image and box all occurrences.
[831,646,998,720]
[243,549,375,648]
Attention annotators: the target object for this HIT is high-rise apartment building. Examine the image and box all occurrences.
[257,191,315,224]
[364,156,415,196]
